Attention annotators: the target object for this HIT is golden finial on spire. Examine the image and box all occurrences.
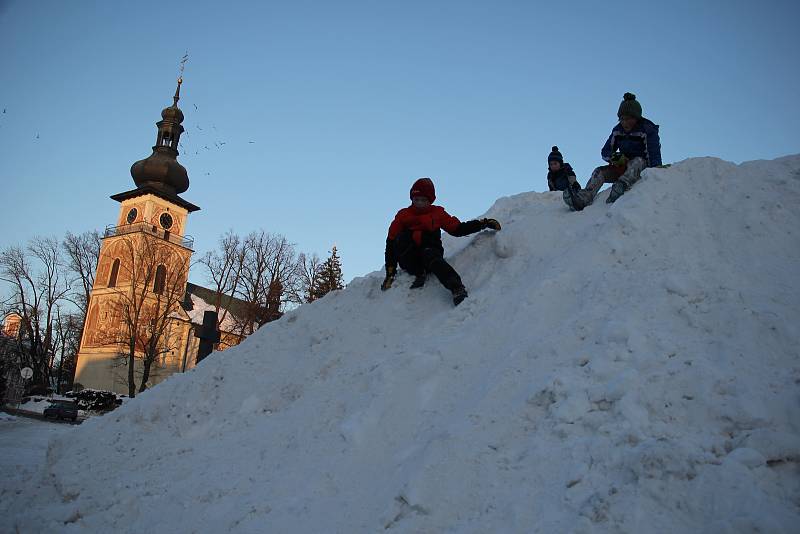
[174,52,189,106]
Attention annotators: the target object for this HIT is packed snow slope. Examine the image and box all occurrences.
[7,156,800,533]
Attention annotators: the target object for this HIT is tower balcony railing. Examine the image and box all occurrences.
[104,222,194,250]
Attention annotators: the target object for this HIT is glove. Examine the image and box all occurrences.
[609,152,628,167]
[381,264,396,291]
[570,181,581,193]
[481,218,501,231]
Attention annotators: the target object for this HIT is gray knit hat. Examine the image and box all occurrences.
[617,92,642,119]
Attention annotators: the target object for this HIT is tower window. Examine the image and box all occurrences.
[108,259,120,287]
[153,265,167,294]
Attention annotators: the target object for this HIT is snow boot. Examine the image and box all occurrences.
[451,285,468,306]
[606,180,628,204]
[563,186,587,212]
[410,273,426,289]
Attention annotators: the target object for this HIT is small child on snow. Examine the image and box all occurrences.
[564,92,662,211]
[381,177,501,306]
[546,146,580,193]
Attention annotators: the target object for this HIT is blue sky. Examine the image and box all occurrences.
[1,0,798,284]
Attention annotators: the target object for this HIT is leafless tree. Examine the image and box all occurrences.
[195,228,328,348]
[62,230,101,386]
[0,238,71,392]
[51,306,83,393]
[292,252,322,304]
[232,230,300,336]
[63,230,101,316]
[198,230,246,335]
[100,235,189,397]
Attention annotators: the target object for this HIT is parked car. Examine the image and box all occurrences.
[43,401,78,422]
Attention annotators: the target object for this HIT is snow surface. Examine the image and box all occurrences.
[0,417,74,506]
[3,156,800,533]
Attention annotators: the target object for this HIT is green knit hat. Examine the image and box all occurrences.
[617,92,642,119]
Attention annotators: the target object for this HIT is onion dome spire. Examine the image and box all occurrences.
[130,77,189,195]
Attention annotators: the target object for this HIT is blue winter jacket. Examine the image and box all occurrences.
[601,118,662,167]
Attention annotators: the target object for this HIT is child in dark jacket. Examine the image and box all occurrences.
[546,146,580,192]
[564,93,662,211]
[381,177,501,306]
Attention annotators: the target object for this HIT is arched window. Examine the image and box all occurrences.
[108,259,120,287]
[153,265,167,294]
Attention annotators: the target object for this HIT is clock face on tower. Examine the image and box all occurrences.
[126,208,138,224]
[159,212,174,230]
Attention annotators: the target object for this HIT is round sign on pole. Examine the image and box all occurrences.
[20,367,33,380]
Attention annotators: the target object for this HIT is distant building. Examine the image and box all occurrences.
[74,79,252,395]
[1,314,29,403]
[2,313,22,338]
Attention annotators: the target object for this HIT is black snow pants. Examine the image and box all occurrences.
[393,231,464,291]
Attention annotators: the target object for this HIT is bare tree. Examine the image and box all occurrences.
[292,252,322,304]
[51,306,82,393]
[233,230,300,336]
[0,238,71,392]
[98,235,189,397]
[198,230,246,338]
[62,230,101,387]
[63,231,101,316]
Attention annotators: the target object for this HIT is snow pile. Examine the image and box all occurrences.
[4,156,800,533]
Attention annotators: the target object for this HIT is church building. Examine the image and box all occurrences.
[74,79,249,395]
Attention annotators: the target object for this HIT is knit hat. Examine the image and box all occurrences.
[410,177,436,203]
[547,146,564,164]
[617,92,642,119]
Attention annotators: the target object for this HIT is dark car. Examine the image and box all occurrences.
[43,401,78,422]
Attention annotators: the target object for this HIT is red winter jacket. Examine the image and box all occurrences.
[384,205,485,269]
[388,205,463,246]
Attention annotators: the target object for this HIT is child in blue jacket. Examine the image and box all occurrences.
[546,146,580,193]
[565,93,662,211]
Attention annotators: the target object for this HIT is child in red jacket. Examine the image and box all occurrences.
[381,177,501,305]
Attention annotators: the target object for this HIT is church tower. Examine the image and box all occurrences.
[75,78,200,395]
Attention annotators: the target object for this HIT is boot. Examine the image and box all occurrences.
[410,273,426,289]
[563,187,587,212]
[451,285,468,306]
[606,181,628,204]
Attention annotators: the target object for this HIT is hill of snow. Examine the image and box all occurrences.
[5,156,800,533]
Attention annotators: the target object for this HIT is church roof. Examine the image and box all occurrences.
[110,185,200,212]
[181,283,253,332]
